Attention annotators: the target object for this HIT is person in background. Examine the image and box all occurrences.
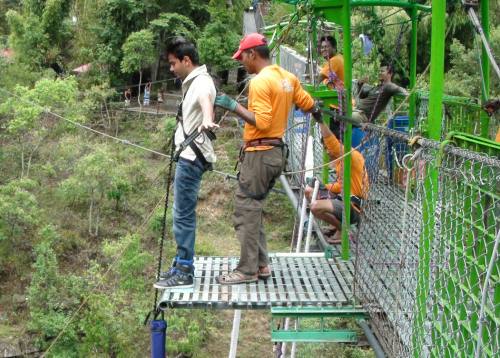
[124,88,131,106]
[214,33,322,285]
[318,35,344,90]
[351,64,407,125]
[157,88,164,105]
[144,81,151,106]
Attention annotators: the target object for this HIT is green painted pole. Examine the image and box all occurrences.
[413,1,446,356]
[340,0,353,260]
[350,0,431,12]
[409,5,418,129]
[479,0,490,138]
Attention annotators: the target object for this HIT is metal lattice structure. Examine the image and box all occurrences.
[159,253,357,310]
[354,125,499,357]
[277,45,500,357]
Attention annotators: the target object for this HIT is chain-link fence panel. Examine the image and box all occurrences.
[354,124,499,357]
[279,46,325,187]
[276,44,499,358]
[425,145,499,358]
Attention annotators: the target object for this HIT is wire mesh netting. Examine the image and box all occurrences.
[278,46,499,357]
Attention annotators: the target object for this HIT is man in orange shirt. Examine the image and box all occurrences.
[214,33,321,285]
[318,35,344,90]
[305,121,369,243]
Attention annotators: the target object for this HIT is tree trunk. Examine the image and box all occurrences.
[94,204,100,237]
[20,139,25,178]
[88,197,94,236]
[138,70,143,108]
[152,54,160,83]
[26,137,44,178]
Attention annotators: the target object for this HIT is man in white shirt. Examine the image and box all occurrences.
[154,38,218,288]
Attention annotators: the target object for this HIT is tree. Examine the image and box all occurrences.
[444,25,500,99]
[82,83,117,131]
[198,16,240,74]
[0,76,81,177]
[0,179,40,275]
[6,0,72,69]
[58,145,132,237]
[27,225,85,352]
[121,29,156,107]
[149,13,197,81]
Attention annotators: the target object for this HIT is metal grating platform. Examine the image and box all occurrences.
[158,253,357,310]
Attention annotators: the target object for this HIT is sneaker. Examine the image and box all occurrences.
[154,263,194,289]
[159,265,177,280]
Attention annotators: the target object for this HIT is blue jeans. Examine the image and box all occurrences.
[173,158,206,261]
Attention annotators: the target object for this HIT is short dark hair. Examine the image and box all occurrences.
[244,44,270,60]
[381,63,395,74]
[320,35,337,49]
[166,37,199,65]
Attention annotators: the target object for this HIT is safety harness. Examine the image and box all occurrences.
[174,73,216,171]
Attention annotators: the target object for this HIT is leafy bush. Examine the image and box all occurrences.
[27,225,85,353]
[198,17,240,72]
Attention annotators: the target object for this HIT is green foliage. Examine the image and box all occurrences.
[0,76,82,177]
[198,17,241,72]
[6,9,48,67]
[149,12,197,44]
[445,26,500,99]
[167,310,214,356]
[0,0,20,36]
[27,225,85,352]
[58,145,141,235]
[6,0,72,68]
[351,37,381,84]
[165,0,211,28]
[72,234,152,356]
[120,29,156,76]
[102,234,152,290]
[0,178,40,247]
[0,76,81,135]
[208,0,249,28]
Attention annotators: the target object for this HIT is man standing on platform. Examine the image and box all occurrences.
[154,38,218,288]
[214,33,322,285]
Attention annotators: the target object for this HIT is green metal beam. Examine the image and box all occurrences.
[409,5,418,129]
[480,0,490,138]
[350,0,431,12]
[271,330,358,343]
[340,0,353,261]
[413,1,446,357]
[271,306,367,319]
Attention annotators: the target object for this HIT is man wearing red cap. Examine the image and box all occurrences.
[215,33,322,285]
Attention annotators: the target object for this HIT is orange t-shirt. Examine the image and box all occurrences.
[245,65,315,150]
[320,54,344,89]
[322,134,368,198]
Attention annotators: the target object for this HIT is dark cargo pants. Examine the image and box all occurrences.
[234,146,285,275]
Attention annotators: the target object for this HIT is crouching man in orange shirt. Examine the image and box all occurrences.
[305,122,369,244]
[214,33,322,285]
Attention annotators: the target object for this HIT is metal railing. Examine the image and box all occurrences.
[278,45,500,357]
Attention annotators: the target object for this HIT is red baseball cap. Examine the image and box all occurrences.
[232,33,267,60]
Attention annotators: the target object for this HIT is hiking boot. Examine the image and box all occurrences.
[154,263,194,289]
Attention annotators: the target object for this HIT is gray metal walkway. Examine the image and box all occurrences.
[158,253,357,310]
